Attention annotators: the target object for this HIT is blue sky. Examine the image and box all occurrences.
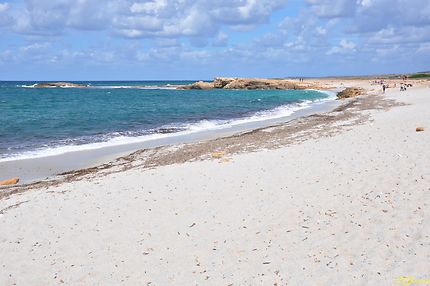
[0,0,429,80]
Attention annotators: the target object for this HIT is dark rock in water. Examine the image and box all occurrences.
[156,127,186,134]
[336,88,364,99]
[34,82,87,88]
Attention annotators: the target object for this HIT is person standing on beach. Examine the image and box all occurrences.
[382,84,386,93]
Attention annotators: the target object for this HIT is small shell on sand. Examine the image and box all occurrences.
[211,152,225,159]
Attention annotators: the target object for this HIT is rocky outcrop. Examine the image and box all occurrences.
[34,82,87,88]
[179,81,214,90]
[213,77,236,88]
[336,88,364,99]
[179,77,326,90]
[224,78,298,90]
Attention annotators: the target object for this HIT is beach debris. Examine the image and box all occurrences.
[211,151,225,159]
[324,210,337,217]
[416,127,425,132]
[0,177,19,186]
[336,87,364,99]
[219,157,233,163]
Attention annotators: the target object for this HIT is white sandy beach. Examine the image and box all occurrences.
[1,82,429,285]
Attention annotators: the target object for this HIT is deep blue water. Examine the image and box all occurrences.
[0,81,331,160]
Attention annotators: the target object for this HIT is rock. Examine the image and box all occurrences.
[213,77,236,88]
[180,81,214,90]
[179,77,330,90]
[34,82,87,88]
[0,177,19,186]
[416,127,425,132]
[223,78,297,90]
[336,88,364,99]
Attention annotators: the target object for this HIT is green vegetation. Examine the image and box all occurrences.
[409,72,430,79]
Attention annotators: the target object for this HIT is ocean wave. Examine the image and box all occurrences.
[88,85,179,90]
[307,89,337,99]
[20,84,37,88]
[21,84,178,90]
[0,95,335,162]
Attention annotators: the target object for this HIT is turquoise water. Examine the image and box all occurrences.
[0,81,332,160]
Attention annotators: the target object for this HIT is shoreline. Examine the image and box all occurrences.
[2,76,427,188]
[0,89,396,198]
[0,90,338,184]
[1,81,429,284]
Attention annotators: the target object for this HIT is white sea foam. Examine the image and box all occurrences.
[0,92,335,162]
[21,84,178,90]
[308,89,337,99]
[90,85,178,90]
[20,84,37,88]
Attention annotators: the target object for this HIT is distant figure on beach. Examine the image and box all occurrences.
[382,84,386,93]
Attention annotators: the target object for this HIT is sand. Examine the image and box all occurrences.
[0,98,340,184]
[0,79,429,285]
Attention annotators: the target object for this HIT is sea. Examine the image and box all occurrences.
[0,81,335,162]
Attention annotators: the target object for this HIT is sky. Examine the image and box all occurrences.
[0,0,429,80]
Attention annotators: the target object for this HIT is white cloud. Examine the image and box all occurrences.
[0,2,12,26]
[315,26,327,35]
[20,43,50,52]
[1,0,429,78]
[368,26,430,45]
[374,45,399,58]
[306,0,356,18]
[327,39,356,55]
[357,0,374,8]
[0,50,12,64]
[130,0,167,14]
[1,0,288,40]
[417,42,430,53]
[0,2,8,12]
[116,0,288,39]
[156,38,181,47]
[213,31,228,46]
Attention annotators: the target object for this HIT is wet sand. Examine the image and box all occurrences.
[0,95,340,184]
